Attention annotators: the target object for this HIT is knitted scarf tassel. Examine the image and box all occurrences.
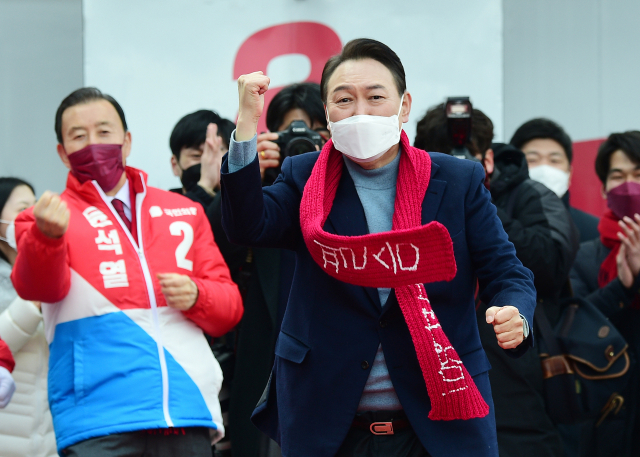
[300,131,489,420]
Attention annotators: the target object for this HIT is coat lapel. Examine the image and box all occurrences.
[422,160,446,224]
[324,168,382,309]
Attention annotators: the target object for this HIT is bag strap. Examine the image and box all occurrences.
[534,305,563,356]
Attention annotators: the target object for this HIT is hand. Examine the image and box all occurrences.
[257,132,281,180]
[617,214,640,287]
[236,71,270,141]
[0,366,15,409]
[33,191,70,239]
[157,273,199,311]
[486,306,524,350]
[617,243,634,288]
[198,123,225,193]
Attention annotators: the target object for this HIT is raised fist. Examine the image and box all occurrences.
[33,191,70,239]
[236,71,271,141]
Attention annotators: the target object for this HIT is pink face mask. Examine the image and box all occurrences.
[607,181,640,220]
[67,143,125,192]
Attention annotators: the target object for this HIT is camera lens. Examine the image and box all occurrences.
[284,137,317,157]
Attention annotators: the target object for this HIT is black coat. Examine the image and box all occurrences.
[570,239,640,456]
[181,185,292,457]
[477,143,579,457]
[562,192,600,244]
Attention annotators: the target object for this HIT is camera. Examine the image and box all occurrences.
[274,120,325,159]
[263,120,326,185]
[445,96,479,162]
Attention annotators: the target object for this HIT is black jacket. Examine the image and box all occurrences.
[562,192,600,244]
[477,143,579,457]
[570,239,640,456]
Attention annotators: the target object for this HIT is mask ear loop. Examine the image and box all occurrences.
[397,93,406,118]
[324,105,332,132]
[0,220,15,248]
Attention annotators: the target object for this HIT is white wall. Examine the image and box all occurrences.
[503,0,640,142]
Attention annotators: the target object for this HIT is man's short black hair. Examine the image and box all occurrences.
[510,118,573,163]
[320,38,406,103]
[217,118,235,151]
[413,103,494,158]
[55,87,127,144]
[169,110,225,159]
[595,131,640,184]
[266,83,326,132]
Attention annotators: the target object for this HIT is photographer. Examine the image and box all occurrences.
[227,82,327,457]
[256,82,328,183]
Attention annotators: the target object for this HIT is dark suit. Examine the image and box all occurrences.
[220,149,536,457]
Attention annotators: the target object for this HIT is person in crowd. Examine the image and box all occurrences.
[414,104,579,457]
[10,87,243,457]
[570,131,640,456]
[510,118,599,242]
[168,110,244,457]
[227,82,327,457]
[0,177,57,456]
[255,82,329,182]
[0,337,15,408]
[220,38,536,457]
[169,110,247,286]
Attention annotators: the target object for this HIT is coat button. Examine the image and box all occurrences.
[380,319,388,328]
[361,360,369,370]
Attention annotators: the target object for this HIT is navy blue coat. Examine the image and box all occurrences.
[220,149,536,457]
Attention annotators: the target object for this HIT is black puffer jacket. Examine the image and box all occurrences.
[477,143,579,457]
[489,143,580,304]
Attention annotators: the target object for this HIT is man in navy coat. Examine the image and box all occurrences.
[221,39,536,457]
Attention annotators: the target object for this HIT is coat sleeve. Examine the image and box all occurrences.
[220,152,303,250]
[182,206,243,337]
[10,208,71,303]
[0,297,42,354]
[0,339,14,372]
[497,181,579,297]
[464,163,537,356]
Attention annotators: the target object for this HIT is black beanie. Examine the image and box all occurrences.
[509,118,573,164]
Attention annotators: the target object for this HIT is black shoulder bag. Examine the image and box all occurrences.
[504,182,633,425]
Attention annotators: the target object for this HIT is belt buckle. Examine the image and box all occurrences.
[369,421,394,435]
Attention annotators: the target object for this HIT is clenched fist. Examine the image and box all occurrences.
[236,71,271,142]
[34,191,70,239]
[157,273,199,311]
[485,306,524,350]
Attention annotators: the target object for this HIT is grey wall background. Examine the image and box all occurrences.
[1,0,639,195]
[0,0,83,194]
[503,0,640,143]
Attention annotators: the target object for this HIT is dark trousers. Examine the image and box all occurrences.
[62,427,211,457]
[336,412,431,457]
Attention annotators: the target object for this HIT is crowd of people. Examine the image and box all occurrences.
[0,37,638,457]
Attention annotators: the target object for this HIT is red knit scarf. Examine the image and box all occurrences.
[299,131,489,420]
[598,210,640,308]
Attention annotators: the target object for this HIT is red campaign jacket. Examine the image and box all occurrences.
[10,167,243,450]
[11,167,242,337]
[0,338,14,372]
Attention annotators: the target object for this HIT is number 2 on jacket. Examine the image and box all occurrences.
[170,221,194,271]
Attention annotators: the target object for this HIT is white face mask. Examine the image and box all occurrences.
[0,220,16,251]
[528,164,570,198]
[327,94,405,163]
